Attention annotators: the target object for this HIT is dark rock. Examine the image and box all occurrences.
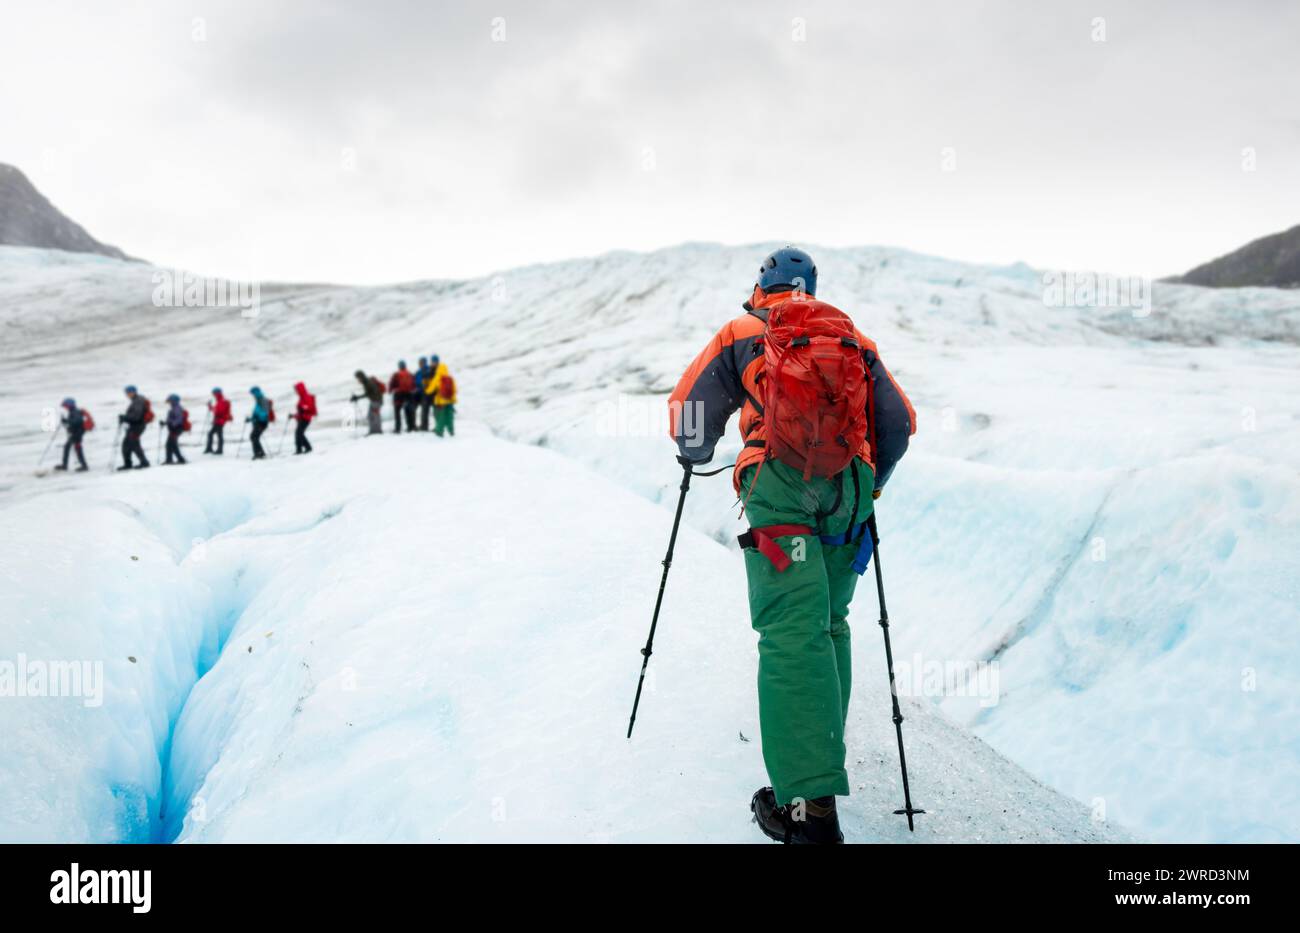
[1169,224,1300,289]
[0,162,136,260]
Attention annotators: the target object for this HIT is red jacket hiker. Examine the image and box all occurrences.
[292,381,317,454]
[209,391,233,427]
[390,367,415,395]
[388,362,416,433]
[204,388,233,455]
[294,382,318,424]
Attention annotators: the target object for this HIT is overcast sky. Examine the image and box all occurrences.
[2,0,1297,284]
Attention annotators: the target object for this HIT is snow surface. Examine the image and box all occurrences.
[1,241,1297,842]
[0,425,1120,843]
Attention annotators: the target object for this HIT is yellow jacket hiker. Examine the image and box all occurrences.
[422,359,449,398]
[431,364,457,437]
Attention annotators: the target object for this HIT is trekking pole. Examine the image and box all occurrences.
[866,512,924,831]
[108,422,123,472]
[626,457,734,739]
[234,419,248,459]
[352,400,360,438]
[156,422,164,461]
[37,425,62,467]
[276,415,292,456]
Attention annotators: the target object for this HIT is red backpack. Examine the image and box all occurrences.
[266,398,276,423]
[757,298,869,481]
[142,398,154,424]
[372,376,386,396]
[81,410,95,431]
[438,374,456,401]
[181,408,192,432]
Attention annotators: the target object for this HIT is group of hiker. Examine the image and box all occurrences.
[62,383,320,472]
[350,355,458,437]
[51,357,457,472]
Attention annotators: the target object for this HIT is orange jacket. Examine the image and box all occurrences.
[668,289,916,493]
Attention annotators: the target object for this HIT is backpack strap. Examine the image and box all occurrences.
[815,521,874,575]
[864,350,880,467]
[741,463,875,575]
[822,462,874,575]
[737,524,815,572]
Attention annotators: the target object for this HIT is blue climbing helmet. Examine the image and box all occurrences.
[398,360,407,369]
[250,386,263,397]
[124,384,137,395]
[166,393,180,403]
[757,246,817,297]
[418,356,428,366]
[62,397,75,408]
[430,354,440,366]
[212,387,222,395]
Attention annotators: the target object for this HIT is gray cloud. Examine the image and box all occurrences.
[3,0,1298,283]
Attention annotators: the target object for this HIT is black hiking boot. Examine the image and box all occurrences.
[75,465,88,472]
[751,787,843,844]
[53,465,68,471]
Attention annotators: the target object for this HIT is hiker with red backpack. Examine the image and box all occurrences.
[205,388,232,455]
[54,398,90,472]
[389,360,416,434]
[668,247,916,844]
[291,381,317,454]
[117,385,152,470]
[350,370,384,435]
[432,365,457,437]
[247,386,274,460]
[162,394,191,465]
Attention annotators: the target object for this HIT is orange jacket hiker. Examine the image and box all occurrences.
[668,287,916,494]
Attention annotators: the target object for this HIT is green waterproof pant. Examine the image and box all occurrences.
[433,405,455,436]
[740,456,875,805]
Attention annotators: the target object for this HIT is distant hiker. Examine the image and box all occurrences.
[426,354,445,428]
[414,356,433,430]
[163,394,189,465]
[424,355,448,426]
[206,388,232,454]
[117,385,152,470]
[668,247,916,844]
[292,381,317,454]
[350,370,384,435]
[247,386,273,460]
[389,360,416,433]
[432,365,457,437]
[54,398,90,472]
